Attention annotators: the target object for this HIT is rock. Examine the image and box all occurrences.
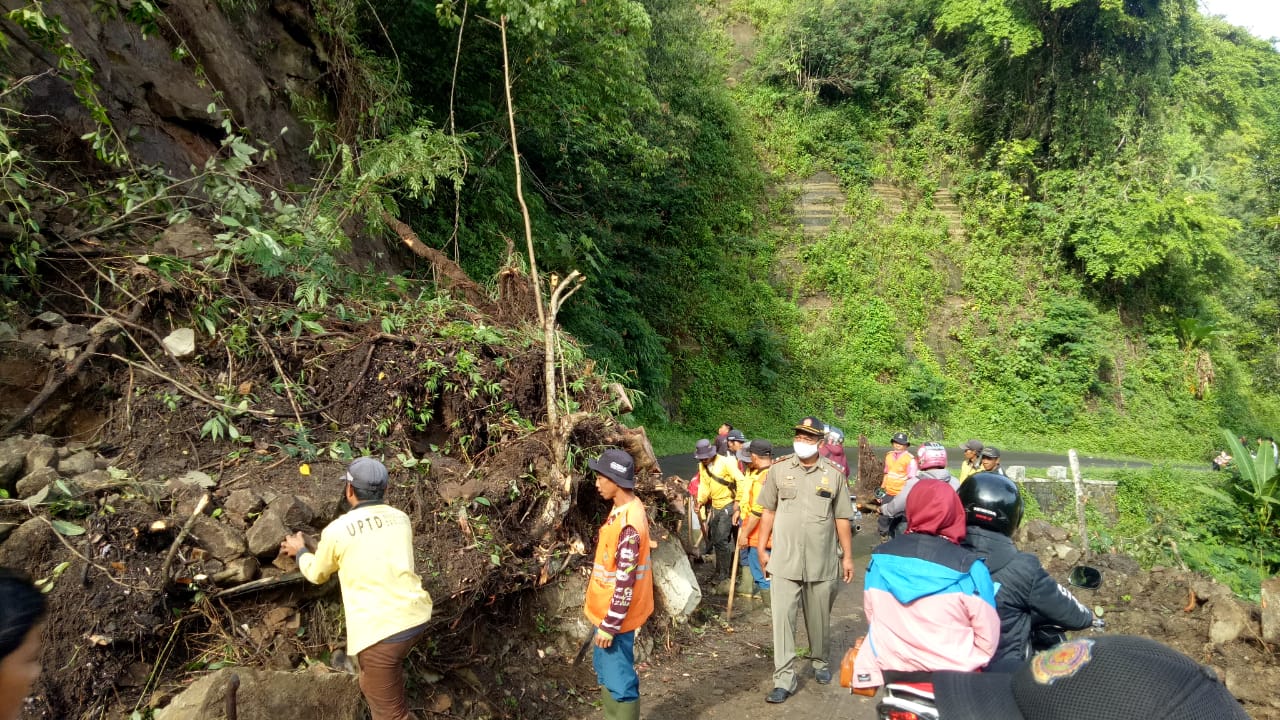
[0,518,58,566]
[0,522,17,543]
[154,667,362,720]
[1208,595,1250,645]
[1005,465,1026,482]
[0,321,14,341]
[15,467,59,498]
[17,328,50,347]
[268,494,316,529]
[51,323,91,349]
[155,221,213,259]
[1046,466,1069,481]
[1192,578,1234,604]
[212,557,260,586]
[24,444,57,475]
[1022,518,1069,543]
[162,328,197,358]
[650,536,701,619]
[1260,576,1280,643]
[57,450,97,476]
[246,507,290,558]
[31,311,66,328]
[223,489,265,527]
[189,516,248,562]
[1052,544,1082,565]
[0,436,33,491]
[69,470,119,495]
[166,480,209,518]
[1222,663,1280,706]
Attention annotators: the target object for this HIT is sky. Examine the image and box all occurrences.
[1200,0,1280,41]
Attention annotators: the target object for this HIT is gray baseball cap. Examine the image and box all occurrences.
[345,457,389,492]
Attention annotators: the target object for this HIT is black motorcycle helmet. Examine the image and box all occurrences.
[958,471,1024,536]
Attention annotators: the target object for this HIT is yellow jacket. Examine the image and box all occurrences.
[298,502,434,655]
[696,455,744,510]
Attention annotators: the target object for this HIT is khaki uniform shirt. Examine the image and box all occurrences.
[758,455,854,582]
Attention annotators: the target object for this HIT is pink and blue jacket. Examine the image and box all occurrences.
[852,532,1000,688]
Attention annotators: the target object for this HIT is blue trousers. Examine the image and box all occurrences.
[742,548,770,590]
[592,630,638,702]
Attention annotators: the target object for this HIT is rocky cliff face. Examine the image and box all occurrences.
[2,0,325,182]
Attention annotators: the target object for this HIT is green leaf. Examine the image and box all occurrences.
[474,496,491,507]
[51,520,86,536]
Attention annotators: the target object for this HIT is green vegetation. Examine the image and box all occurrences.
[3,0,1280,589]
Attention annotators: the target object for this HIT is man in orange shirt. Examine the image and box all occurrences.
[878,432,917,539]
[584,449,653,720]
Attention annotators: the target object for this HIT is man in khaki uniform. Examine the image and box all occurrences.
[756,416,855,703]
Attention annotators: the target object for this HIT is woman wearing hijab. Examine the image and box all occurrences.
[851,479,1000,692]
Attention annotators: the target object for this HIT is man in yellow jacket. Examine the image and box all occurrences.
[584,448,653,720]
[694,438,745,588]
[280,457,433,720]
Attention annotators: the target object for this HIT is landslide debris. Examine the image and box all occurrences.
[0,235,664,719]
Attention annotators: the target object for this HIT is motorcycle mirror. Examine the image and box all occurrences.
[1068,565,1102,590]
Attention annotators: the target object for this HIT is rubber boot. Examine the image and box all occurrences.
[601,689,622,720]
[617,700,639,720]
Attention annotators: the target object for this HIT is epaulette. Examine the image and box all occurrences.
[776,454,795,461]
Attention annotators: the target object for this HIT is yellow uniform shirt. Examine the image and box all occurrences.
[298,502,434,655]
[696,455,744,510]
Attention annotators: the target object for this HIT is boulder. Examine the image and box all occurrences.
[1207,595,1250,645]
[154,667,361,720]
[223,489,265,527]
[246,507,290,558]
[24,444,57,475]
[32,311,66,328]
[57,450,97,476]
[1022,518,1070,544]
[15,467,59,498]
[1052,544,1083,566]
[212,557,260,586]
[1261,576,1280,644]
[68,470,118,495]
[650,536,701,619]
[0,522,17,543]
[0,518,58,566]
[0,436,32,491]
[163,328,197,359]
[268,494,316,529]
[189,517,248,562]
[51,323,91,349]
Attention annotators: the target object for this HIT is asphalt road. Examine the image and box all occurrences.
[657,444,1155,481]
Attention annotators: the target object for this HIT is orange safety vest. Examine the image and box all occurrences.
[882,451,913,496]
[585,498,654,634]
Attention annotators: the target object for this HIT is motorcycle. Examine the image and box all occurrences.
[872,565,1103,720]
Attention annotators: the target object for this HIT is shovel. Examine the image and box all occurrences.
[725,544,742,621]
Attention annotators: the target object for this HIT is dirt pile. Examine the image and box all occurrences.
[1020,520,1280,718]
[0,234,675,719]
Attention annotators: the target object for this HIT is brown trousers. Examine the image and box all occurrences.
[357,634,421,720]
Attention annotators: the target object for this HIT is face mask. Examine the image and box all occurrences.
[793,441,819,459]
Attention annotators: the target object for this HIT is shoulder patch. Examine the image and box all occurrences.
[1029,638,1095,685]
